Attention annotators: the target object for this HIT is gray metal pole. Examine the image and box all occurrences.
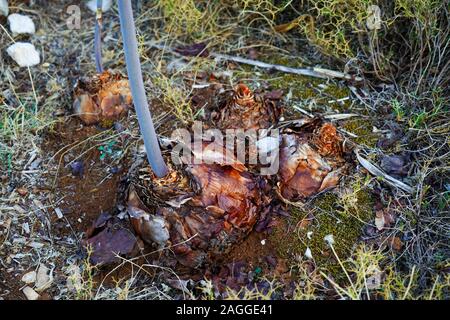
[94,0,103,73]
[118,0,168,177]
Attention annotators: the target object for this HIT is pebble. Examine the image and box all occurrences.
[86,0,112,12]
[35,264,53,292]
[54,207,64,219]
[33,199,45,210]
[7,13,35,35]
[69,161,84,176]
[27,241,44,249]
[21,271,37,284]
[16,187,28,196]
[29,157,42,170]
[22,222,30,234]
[6,42,40,67]
[304,247,313,259]
[0,0,8,16]
[22,286,40,300]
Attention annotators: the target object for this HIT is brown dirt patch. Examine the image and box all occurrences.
[42,118,126,237]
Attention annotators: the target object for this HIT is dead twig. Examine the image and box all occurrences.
[355,150,414,194]
[148,43,364,82]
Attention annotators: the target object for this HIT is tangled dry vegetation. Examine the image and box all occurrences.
[0,0,448,300]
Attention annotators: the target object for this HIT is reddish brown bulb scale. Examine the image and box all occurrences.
[82,212,140,265]
[186,162,261,230]
[217,84,281,130]
[128,142,268,268]
[73,71,132,125]
[277,119,347,202]
[313,122,344,157]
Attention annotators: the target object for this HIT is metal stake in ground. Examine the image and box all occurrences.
[94,0,103,73]
[118,0,168,178]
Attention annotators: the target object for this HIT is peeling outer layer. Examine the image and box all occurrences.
[73,70,133,126]
[82,212,140,265]
[128,142,269,268]
[127,187,170,248]
[215,83,282,130]
[277,118,348,203]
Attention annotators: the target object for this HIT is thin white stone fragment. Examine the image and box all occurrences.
[22,222,30,234]
[54,207,64,219]
[35,264,53,292]
[7,13,35,35]
[6,42,40,67]
[0,0,8,17]
[305,247,313,259]
[22,286,40,300]
[21,271,37,284]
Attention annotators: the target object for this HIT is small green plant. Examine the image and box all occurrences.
[70,246,98,300]
[275,0,448,81]
[0,98,56,172]
[409,112,427,128]
[98,140,121,161]
[152,74,194,124]
[292,263,321,300]
[158,0,204,35]
[197,279,216,300]
[391,99,405,122]
[224,278,281,300]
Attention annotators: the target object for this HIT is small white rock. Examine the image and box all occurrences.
[324,234,335,246]
[86,0,112,13]
[304,247,313,259]
[260,239,266,246]
[366,5,382,31]
[22,286,40,300]
[7,13,35,35]
[0,0,8,17]
[21,271,37,284]
[27,241,44,249]
[35,264,53,292]
[374,212,385,231]
[6,42,40,67]
[366,268,383,290]
[54,207,64,219]
[22,222,30,234]
[138,144,147,154]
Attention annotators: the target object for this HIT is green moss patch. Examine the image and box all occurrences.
[269,185,374,281]
[342,118,378,148]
